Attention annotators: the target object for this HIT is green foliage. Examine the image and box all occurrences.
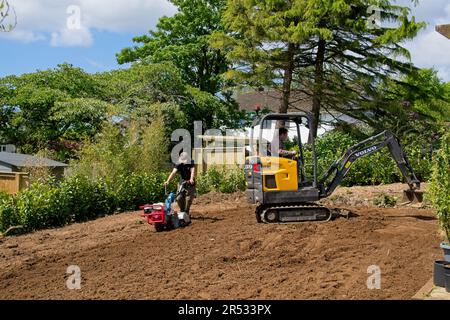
[305,130,432,186]
[0,63,110,160]
[117,0,228,95]
[112,172,167,211]
[373,194,398,208]
[0,192,19,232]
[59,175,115,222]
[428,130,450,241]
[101,62,243,132]
[196,166,246,194]
[0,171,169,234]
[15,181,72,231]
[212,0,426,136]
[72,113,170,182]
[378,69,450,139]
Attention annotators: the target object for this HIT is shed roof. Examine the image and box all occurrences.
[0,152,68,168]
[436,24,450,39]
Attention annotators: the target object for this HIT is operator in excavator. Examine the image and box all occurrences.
[270,127,298,159]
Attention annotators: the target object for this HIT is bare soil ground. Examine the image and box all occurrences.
[0,183,442,300]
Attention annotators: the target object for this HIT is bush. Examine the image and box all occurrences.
[373,193,398,207]
[59,175,115,222]
[0,192,20,233]
[15,182,71,231]
[0,170,172,234]
[428,130,450,241]
[112,171,167,211]
[305,131,433,187]
[196,166,246,195]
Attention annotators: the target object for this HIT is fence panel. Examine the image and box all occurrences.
[0,172,30,194]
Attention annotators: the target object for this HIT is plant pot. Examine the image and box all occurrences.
[434,260,450,287]
[441,242,450,262]
[446,267,450,293]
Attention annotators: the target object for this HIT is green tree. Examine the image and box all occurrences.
[0,64,109,159]
[117,0,228,95]
[212,0,425,138]
[101,62,243,132]
[378,69,450,137]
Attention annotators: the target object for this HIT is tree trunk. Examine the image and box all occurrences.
[310,39,326,140]
[280,43,296,114]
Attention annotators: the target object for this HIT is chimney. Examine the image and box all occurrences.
[1,145,16,153]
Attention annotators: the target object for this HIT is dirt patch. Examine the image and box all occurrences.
[0,184,441,300]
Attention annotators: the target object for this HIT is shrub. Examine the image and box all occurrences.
[59,175,115,222]
[15,182,71,231]
[0,192,20,233]
[304,131,432,187]
[196,166,246,195]
[112,171,167,211]
[428,130,450,241]
[373,193,398,208]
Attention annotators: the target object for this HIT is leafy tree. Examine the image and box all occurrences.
[377,69,450,136]
[117,0,228,95]
[101,62,244,132]
[212,0,425,138]
[0,64,109,159]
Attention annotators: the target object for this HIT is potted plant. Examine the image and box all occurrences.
[434,260,450,287]
[429,130,450,286]
[446,265,450,293]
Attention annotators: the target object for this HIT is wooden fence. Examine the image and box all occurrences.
[193,135,250,173]
[0,172,30,194]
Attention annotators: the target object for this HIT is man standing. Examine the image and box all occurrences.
[164,152,196,219]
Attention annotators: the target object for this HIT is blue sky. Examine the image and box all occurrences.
[0,0,449,81]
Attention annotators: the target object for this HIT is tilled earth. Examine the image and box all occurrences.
[0,184,442,299]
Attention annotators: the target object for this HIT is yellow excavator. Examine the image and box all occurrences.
[244,112,423,223]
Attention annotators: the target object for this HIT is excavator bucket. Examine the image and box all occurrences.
[402,189,424,204]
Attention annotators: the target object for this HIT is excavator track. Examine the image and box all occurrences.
[257,203,339,223]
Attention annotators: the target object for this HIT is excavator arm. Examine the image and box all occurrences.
[319,131,421,199]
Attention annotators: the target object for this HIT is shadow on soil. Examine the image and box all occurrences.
[191,215,224,222]
[387,215,437,221]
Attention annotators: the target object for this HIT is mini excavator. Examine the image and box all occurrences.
[244,112,423,223]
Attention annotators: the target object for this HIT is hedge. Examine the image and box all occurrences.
[0,167,246,235]
[428,130,450,241]
[0,131,436,235]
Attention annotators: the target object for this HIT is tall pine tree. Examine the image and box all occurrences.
[212,0,425,137]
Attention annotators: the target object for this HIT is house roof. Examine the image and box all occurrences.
[0,152,68,168]
[236,89,313,113]
[436,24,450,39]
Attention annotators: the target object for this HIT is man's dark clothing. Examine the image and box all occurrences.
[175,162,195,182]
[174,161,196,214]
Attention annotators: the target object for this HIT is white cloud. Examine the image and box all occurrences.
[1,0,449,80]
[0,0,176,46]
[1,29,46,43]
[404,30,450,81]
[50,27,93,47]
[398,0,450,81]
